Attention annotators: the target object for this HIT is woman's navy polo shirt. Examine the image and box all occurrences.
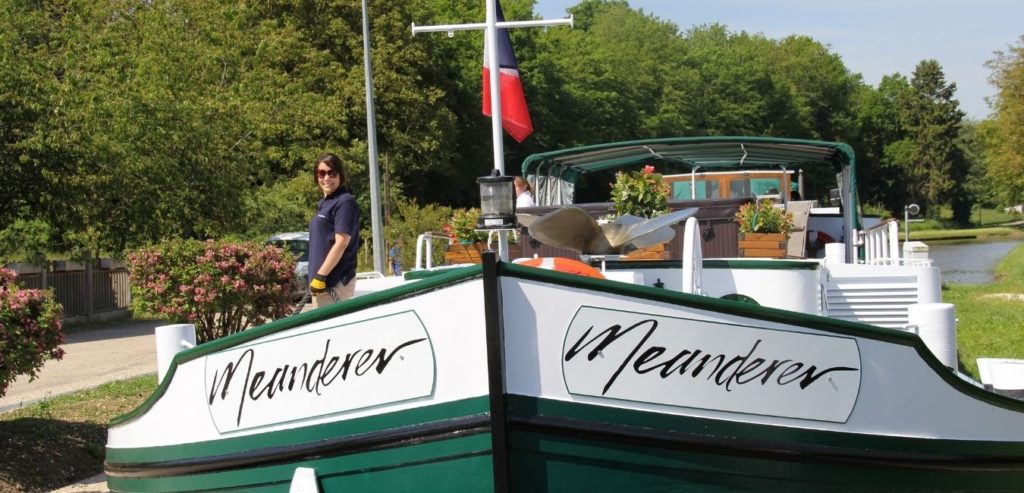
[308,187,361,287]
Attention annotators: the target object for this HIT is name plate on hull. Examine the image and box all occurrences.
[205,311,435,433]
[562,306,861,422]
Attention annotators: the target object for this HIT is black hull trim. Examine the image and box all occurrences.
[105,414,490,479]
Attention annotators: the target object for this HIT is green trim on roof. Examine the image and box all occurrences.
[521,136,856,178]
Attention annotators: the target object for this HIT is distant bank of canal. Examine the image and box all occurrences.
[926,239,1023,284]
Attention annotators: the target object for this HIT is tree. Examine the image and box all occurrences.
[984,35,1024,207]
[904,60,970,221]
[851,75,914,215]
[769,35,860,141]
[0,1,61,238]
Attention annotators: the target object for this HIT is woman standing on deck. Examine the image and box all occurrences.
[515,176,535,208]
[308,153,361,307]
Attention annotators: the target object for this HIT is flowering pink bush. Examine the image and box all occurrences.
[0,268,64,398]
[128,239,296,343]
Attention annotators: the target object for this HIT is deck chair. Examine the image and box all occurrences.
[785,201,813,258]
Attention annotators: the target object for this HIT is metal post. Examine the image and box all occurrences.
[904,208,910,243]
[85,253,94,322]
[485,0,504,177]
[483,1,510,261]
[362,0,386,274]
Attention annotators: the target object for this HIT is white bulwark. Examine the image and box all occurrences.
[562,306,861,422]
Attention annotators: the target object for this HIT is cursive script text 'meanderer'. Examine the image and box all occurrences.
[565,319,857,395]
[208,338,426,426]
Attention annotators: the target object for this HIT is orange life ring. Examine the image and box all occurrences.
[517,257,605,279]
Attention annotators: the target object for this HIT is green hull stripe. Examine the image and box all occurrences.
[106,397,489,464]
[508,430,1024,491]
[505,396,1024,490]
[507,395,1024,460]
[108,433,495,492]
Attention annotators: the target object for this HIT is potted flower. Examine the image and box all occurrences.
[735,199,794,258]
[443,208,487,245]
[441,208,523,264]
[610,165,672,259]
[610,165,669,219]
[443,208,485,264]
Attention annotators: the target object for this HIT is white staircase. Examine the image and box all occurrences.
[823,264,941,329]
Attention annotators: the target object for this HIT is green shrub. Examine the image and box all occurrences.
[0,218,52,264]
[127,239,296,343]
[242,174,320,241]
[861,203,893,220]
[392,199,452,270]
[0,268,64,398]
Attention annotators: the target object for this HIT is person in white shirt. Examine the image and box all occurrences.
[514,175,535,208]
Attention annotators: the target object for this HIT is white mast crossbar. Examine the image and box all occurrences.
[412,18,575,36]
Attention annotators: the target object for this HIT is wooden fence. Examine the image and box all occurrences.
[13,266,131,320]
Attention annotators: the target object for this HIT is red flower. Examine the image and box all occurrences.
[643,165,655,174]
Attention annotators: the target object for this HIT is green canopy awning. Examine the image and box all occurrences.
[519,136,861,260]
[520,136,855,181]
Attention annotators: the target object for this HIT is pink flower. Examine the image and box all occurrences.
[643,165,655,174]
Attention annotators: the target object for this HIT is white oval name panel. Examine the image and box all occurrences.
[205,311,435,433]
[562,306,861,422]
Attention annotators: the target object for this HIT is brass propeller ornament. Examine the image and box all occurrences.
[518,207,698,255]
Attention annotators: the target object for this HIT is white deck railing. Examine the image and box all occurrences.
[414,232,450,270]
[861,219,901,265]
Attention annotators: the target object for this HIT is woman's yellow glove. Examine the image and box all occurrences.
[310,274,328,294]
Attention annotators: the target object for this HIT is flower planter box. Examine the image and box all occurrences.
[622,243,670,260]
[738,233,787,258]
[445,243,485,265]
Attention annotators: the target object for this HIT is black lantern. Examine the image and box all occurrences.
[477,170,517,230]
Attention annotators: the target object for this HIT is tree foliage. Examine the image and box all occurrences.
[0,0,992,259]
[984,35,1024,207]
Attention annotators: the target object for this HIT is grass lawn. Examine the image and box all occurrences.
[0,376,157,493]
[946,243,1024,378]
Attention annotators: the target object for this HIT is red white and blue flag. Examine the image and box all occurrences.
[482,0,533,142]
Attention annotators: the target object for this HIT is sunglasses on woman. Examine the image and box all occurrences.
[317,169,339,179]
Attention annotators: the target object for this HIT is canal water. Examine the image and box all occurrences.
[924,239,1023,284]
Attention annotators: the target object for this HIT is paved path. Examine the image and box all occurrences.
[0,320,161,412]
[1,319,162,492]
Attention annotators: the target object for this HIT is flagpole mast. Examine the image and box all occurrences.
[362,0,385,274]
[485,0,504,176]
[484,0,511,260]
[412,2,572,261]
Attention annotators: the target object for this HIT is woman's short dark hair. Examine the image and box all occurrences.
[313,153,347,186]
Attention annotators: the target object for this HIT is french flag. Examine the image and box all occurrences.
[482,0,533,143]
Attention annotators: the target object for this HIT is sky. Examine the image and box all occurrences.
[532,0,1024,120]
